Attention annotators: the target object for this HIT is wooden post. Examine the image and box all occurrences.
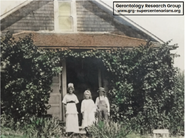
[103,78,109,93]
[98,69,102,87]
[62,59,67,122]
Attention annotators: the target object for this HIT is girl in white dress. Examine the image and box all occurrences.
[62,83,79,135]
[81,90,96,134]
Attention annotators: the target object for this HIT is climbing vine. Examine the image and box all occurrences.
[57,42,182,135]
[1,32,61,122]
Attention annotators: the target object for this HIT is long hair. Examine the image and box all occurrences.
[83,90,92,99]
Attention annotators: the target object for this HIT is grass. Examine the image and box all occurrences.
[125,133,184,138]
[0,115,63,138]
[0,129,183,138]
[0,127,27,138]
[1,115,183,138]
[0,127,29,138]
[0,135,28,138]
[126,133,152,138]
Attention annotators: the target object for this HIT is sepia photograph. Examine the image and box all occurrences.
[0,0,184,138]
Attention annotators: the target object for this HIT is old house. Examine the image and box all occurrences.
[1,0,163,125]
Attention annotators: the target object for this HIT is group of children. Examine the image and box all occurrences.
[62,83,110,136]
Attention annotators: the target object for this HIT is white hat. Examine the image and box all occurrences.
[68,83,74,88]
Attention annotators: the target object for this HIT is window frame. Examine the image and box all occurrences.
[54,0,77,32]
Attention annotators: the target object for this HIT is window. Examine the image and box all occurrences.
[54,0,76,32]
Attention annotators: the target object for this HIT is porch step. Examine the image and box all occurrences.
[63,126,86,134]
[79,126,86,134]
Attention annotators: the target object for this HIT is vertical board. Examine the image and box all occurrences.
[47,74,62,120]
[61,59,67,122]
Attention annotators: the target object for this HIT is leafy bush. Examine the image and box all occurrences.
[56,41,182,135]
[22,116,62,138]
[101,42,181,134]
[89,120,131,138]
[0,114,62,138]
[1,32,61,121]
[0,127,26,138]
[168,69,184,135]
[0,114,26,138]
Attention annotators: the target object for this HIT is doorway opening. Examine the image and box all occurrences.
[66,57,102,126]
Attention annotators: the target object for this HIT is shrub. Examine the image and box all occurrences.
[168,69,184,135]
[0,114,26,138]
[22,116,62,138]
[56,41,181,135]
[1,32,61,121]
[0,114,62,138]
[103,42,180,134]
[89,120,131,138]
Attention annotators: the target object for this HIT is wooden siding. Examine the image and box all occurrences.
[1,0,54,35]
[47,75,62,120]
[76,1,153,41]
[76,1,115,32]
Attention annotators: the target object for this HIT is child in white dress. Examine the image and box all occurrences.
[62,83,79,135]
[81,90,96,135]
[95,87,110,121]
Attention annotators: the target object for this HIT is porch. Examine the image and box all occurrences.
[47,56,108,125]
[12,31,154,124]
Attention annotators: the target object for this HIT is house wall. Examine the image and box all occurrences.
[47,74,62,120]
[76,1,150,40]
[1,0,54,34]
[76,1,115,32]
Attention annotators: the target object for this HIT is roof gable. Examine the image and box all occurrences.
[89,0,163,43]
[1,0,54,34]
[1,0,162,44]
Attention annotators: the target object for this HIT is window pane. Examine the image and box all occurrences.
[58,16,73,30]
[58,2,71,16]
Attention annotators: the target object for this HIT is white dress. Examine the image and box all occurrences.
[62,93,79,133]
[81,99,96,128]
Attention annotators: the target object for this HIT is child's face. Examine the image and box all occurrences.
[68,88,73,94]
[99,91,104,96]
[84,94,90,99]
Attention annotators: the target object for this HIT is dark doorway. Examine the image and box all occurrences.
[66,57,100,126]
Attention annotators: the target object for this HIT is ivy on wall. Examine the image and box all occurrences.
[1,32,61,122]
[57,42,182,135]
